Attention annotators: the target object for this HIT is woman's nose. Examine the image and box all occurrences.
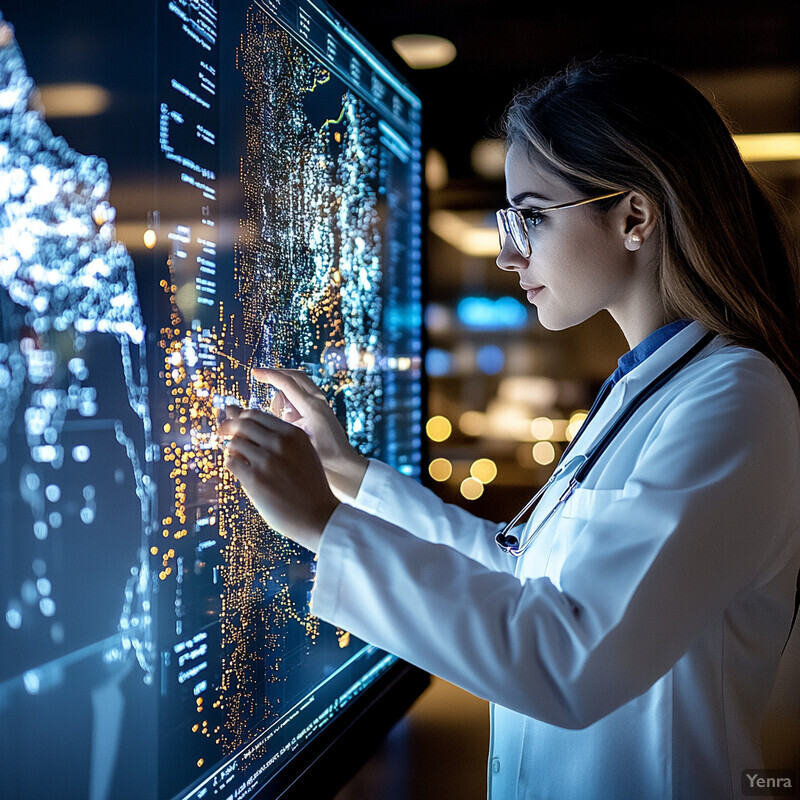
[496,237,528,272]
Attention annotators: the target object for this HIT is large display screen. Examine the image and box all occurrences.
[0,1,424,797]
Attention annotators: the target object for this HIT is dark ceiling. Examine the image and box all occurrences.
[332,0,800,183]
[4,0,799,217]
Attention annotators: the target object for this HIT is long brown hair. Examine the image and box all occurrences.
[502,53,800,399]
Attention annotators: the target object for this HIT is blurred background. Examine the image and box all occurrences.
[6,0,799,796]
[328,1,800,797]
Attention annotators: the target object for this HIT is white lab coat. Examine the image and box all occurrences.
[311,321,800,800]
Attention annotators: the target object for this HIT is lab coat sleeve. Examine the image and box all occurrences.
[312,356,800,728]
[349,457,514,572]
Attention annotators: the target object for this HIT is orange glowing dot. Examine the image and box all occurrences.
[150,546,158,555]
[143,228,157,249]
[197,759,204,768]
[163,423,171,433]
[192,724,199,732]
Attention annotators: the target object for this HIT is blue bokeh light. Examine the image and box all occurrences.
[456,296,528,329]
[425,347,454,376]
[476,344,505,374]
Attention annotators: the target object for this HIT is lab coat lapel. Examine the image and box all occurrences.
[567,321,714,461]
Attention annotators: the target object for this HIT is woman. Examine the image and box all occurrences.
[221,54,800,799]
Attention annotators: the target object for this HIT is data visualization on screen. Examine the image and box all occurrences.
[0,1,424,797]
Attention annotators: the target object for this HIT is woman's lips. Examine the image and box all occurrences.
[522,285,544,302]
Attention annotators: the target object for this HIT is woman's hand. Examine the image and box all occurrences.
[253,368,369,501]
[220,405,339,553]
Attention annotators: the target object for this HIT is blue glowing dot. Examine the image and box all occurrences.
[456,296,529,330]
[23,671,41,695]
[425,348,453,377]
[21,580,38,604]
[39,597,56,617]
[476,344,505,375]
[6,608,22,630]
[72,445,91,462]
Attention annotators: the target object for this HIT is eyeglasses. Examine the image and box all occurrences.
[496,191,626,258]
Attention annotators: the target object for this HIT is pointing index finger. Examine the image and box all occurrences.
[252,368,327,412]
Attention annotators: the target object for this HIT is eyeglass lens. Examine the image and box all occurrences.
[496,209,530,257]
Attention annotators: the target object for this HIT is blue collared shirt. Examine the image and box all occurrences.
[586,319,693,417]
[610,319,692,385]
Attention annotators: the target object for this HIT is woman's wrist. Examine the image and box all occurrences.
[326,453,369,502]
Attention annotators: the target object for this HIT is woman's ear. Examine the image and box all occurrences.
[619,192,658,252]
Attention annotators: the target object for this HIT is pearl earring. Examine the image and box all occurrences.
[625,233,642,251]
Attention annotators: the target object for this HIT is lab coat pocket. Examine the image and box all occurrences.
[560,487,626,520]
[539,487,626,585]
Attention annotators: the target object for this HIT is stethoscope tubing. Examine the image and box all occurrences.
[495,331,716,557]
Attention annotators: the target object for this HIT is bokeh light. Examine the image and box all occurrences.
[532,441,556,465]
[530,416,554,440]
[566,410,588,441]
[460,476,484,500]
[470,458,497,484]
[428,457,453,482]
[426,415,452,442]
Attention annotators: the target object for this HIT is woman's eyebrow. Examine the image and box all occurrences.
[509,190,553,205]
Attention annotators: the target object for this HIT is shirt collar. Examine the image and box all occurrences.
[610,319,692,385]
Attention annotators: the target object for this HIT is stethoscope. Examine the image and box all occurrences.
[495,331,716,557]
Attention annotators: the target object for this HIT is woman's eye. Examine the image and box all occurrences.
[526,214,544,229]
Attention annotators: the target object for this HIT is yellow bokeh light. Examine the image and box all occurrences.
[460,476,484,500]
[530,416,555,440]
[426,415,452,442]
[566,410,588,441]
[143,228,157,249]
[470,458,497,484]
[428,457,453,482]
[459,410,485,436]
[532,441,556,465]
